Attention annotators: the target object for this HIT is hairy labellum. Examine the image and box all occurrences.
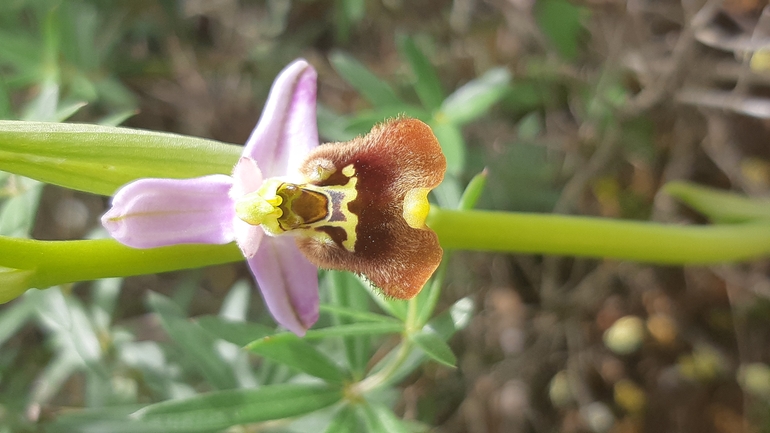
[296,117,446,298]
[234,116,446,298]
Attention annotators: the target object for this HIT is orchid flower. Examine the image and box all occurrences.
[102,59,447,336]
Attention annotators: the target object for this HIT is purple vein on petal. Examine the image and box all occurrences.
[102,175,236,248]
[242,59,319,178]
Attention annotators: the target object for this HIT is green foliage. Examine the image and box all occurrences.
[665,181,770,223]
[323,35,512,212]
[535,0,589,60]
[0,121,241,196]
[5,1,764,431]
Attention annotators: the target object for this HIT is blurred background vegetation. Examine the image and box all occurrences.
[3,0,770,431]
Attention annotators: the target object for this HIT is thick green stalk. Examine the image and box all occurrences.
[0,236,243,289]
[427,208,770,264]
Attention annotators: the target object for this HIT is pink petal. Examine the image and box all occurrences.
[243,59,319,178]
[247,236,319,336]
[229,156,266,257]
[102,175,236,248]
[233,219,264,258]
[230,156,263,198]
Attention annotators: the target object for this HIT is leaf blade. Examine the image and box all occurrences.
[0,121,240,196]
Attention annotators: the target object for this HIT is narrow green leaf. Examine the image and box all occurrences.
[0,237,243,300]
[0,295,34,346]
[433,177,463,209]
[219,280,251,322]
[359,403,410,433]
[398,36,444,111]
[44,405,145,433]
[0,175,42,238]
[429,120,466,177]
[430,297,474,339]
[327,270,374,377]
[147,293,238,390]
[320,304,400,324]
[0,120,241,196]
[134,384,342,432]
[329,51,403,107]
[323,405,361,433]
[414,260,447,327]
[458,169,488,211]
[55,101,88,122]
[0,266,33,304]
[317,104,358,142]
[246,323,404,348]
[440,67,511,126]
[89,277,121,332]
[196,316,273,347]
[664,181,770,223]
[22,81,59,122]
[409,328,457,367]
[247,335,347,383]
[306,322,404,338]
[370,297,474,386]
[99,109,138,127]
[361,278,408,320]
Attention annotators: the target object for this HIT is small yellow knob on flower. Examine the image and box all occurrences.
[403,188,431,229]
[234,184,283,229]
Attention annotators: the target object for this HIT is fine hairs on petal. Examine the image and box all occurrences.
[295,117,446,299]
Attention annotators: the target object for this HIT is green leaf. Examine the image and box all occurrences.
[329,51,403,107]
[90,277,121,332]
[440,67,511,125]
[0,237,243,296]
[98,109,137,127]
[370,297,473,386]
[430,297,474,339]
[196,316,273,347]
[413,260,447,327]
[433,177,464,209]
[535,0,588,60]
[248,322,404,344]
[0,121,241,196]
[0,295,34,346]
[136,384,342,432]
[323,405,362,433]
[320,304,400,324]
[361,278,408,320]
[326,270,376,377]
[359,403,411,433]
[317,104,358,142]
[219,280,251,322]
[0,175,42,238]
[409,327,457,367]
[247,335,347,383]
[22,81,59,122]
[398,36,445,111]
[429,120,466,177]
[147,293,238,390]
[664,181,770,223]
[50,385,344,433]
[458,169,488,211]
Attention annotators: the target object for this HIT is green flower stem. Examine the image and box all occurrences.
[0,236,243,289]
[427,208,770,263]
[355,301,420,394]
